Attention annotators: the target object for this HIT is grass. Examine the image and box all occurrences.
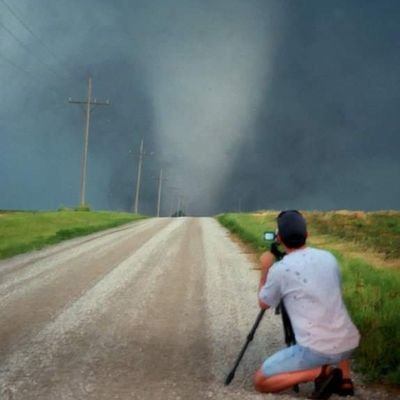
[305,211,400,260]
[0,210,145,260]
[217,213,272,252]
[339,255,400,383]
[217,211,400,385]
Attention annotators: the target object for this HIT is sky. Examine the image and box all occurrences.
[0,0,399,216]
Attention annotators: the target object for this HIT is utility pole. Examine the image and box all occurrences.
[133,139,144,213]
[69,77,110,207]
[176,194,186,217]
[166,186,180,217]
[132,139,155,214]
[156,168,167,217]
[176,196,181,217]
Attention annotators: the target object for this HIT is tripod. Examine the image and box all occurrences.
[224,301,297,391]
[224,244,299,391]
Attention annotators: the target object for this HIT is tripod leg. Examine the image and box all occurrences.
[225,309,266,385]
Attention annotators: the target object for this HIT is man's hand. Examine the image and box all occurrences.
[258,298,270,310]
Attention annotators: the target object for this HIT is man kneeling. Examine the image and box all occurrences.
[255,210,359,399]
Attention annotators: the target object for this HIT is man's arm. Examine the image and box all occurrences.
[258,251,275,309]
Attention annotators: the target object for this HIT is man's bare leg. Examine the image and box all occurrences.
[337,359,354,394]
[253,366,322,393]
[338,360,351,380]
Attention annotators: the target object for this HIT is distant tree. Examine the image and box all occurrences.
[171,210,186,217]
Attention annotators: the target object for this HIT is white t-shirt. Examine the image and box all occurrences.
[259,247,360,354]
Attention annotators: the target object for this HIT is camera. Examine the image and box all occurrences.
[263,231,277,241]
[263,231,285,260]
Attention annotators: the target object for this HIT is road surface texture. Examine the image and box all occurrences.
[0,218,395,400]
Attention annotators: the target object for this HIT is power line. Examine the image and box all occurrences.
[0,20,33,54]
[0,18,64,79]
[0,0,69,73]
[0,52,69,100]
[0,52,32,75]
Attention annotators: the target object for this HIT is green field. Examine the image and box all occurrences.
[0,210,145,260]
[217,211,400,385]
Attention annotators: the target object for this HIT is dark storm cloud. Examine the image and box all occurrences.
[0,1,399,215]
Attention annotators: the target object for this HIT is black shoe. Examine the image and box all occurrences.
[334,378,354,397]
[313,365,330,394]
[309,368,343,399]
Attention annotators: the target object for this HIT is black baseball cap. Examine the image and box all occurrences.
[277,210,307,248]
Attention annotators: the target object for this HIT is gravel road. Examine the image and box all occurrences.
[0,217,396,400]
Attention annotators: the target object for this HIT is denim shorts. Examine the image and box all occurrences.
[261,344,354,377]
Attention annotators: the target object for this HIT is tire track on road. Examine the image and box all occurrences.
[0,219,173,361]
[42,218,213,400]
[0,217,179,396]
[0,219,151,279]
[0,219,164,295]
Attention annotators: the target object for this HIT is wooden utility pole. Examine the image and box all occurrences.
[69,78,110,207]
[156,169,167,217]
[133,139,144,213]
[176,196,181,217]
